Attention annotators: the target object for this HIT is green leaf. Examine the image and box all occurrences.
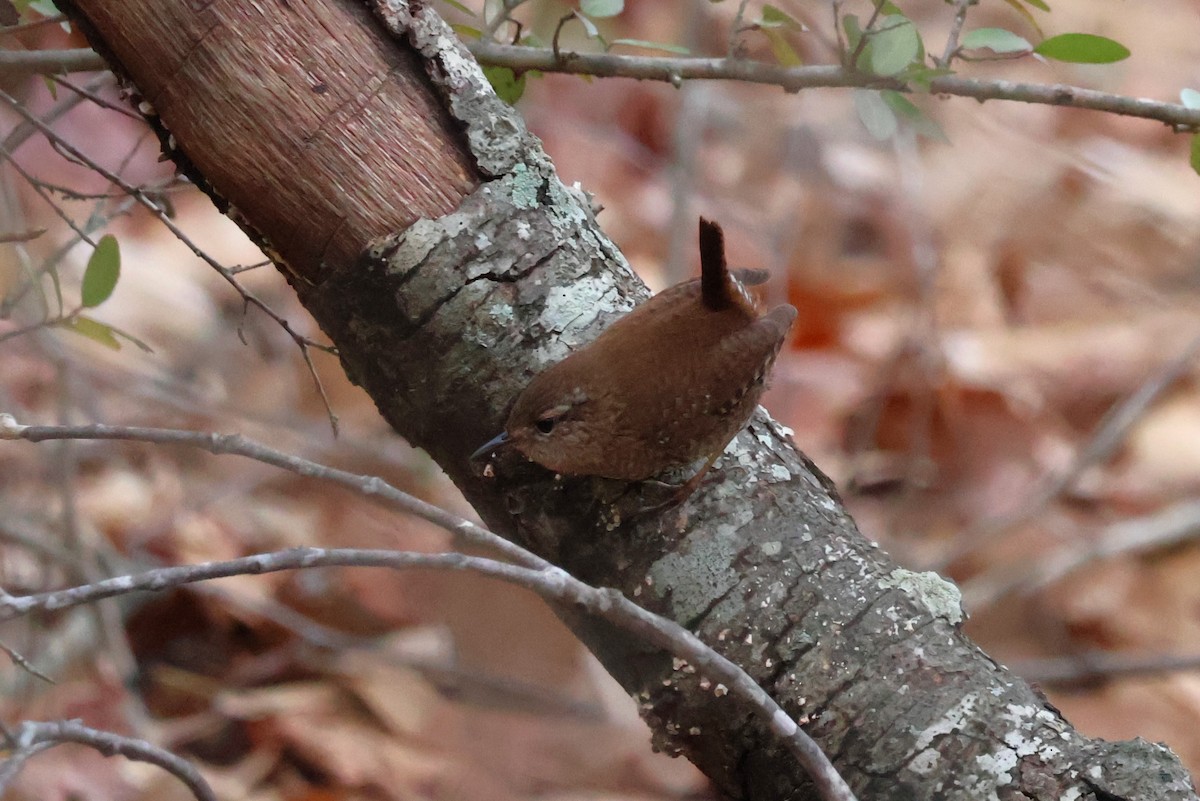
[961,27,1031,54]
[870,15,920,76]
[16,0,68,29]
[58,315,121,350]
[761,4,804,30]
[842,14,863,53]
[481,64,526,105]
[1033,33,1130,64]
[81,234,120,308]
[19,0,58,17]
[762,28,803,66]
[439,0,475,14]
[854,89,897,140]
[1021,0,1050,10]
[450,23,482,39]
[1180,88,1200,109]
[1191,134,1200,176]
[581,0,623,19]
[881,90,948,142]
[999,0,1043,38]
[608,38,690,55]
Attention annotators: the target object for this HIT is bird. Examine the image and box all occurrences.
[472,217,797,505]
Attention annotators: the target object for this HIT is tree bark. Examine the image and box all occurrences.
[56,0,1199,799]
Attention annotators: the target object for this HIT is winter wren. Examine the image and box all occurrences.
[473,218,797,501]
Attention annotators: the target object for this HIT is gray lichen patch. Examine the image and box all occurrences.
[648,513,752,624]
[378,216,459,280]
[532,275,628,359]
[507,162,543,209]
[880,568,965,626]
[392,1,530,178]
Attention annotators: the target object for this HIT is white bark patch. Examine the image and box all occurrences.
[881,567,965,625]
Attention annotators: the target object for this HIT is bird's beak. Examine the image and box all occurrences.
[471,431,511,462]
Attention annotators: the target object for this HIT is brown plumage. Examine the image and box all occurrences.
[474,218,796,497]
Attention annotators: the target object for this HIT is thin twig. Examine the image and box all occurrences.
[0,415,858,801]
[1016,648,1200,688]
[0,316,70,345]
[0,720,216,801]
[2,75,108,154]
[830,0,846,59]
[0,417,546,569]
[846,0,888,69]
[0,88,342,432]
[0,545,857,801]
[4,44,1199,130]
[0,48,106,76]
[481,0,528,42]
[0,141,98,251]
[0,14,69,36]
[938,0,975,67]
[465,43,1200,130]
[0,228,45,243]
[51,75,145,122]
[551,12,574,62]
[0,641,55,684]
[50,358,145,714]
[228,259,273,275]
[727,0,752,58]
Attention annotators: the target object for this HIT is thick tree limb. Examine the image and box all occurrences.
[46,0,1200,799]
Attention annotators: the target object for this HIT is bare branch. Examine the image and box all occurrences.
[7,38,1200,132]
[0,640,55,684]
[0,86,342,430]
[1,547,857,801]
[0,414,857,801]
[0,48,106,76]
[938,0,976,67]
[727,0,752,58]
[0,416,547,569]
[1017,648,1200,688]
[0,720,216,801]
[467,43,1200,130]
[0,14,69,36]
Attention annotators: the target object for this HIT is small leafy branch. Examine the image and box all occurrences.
[0,231,150,352]
[0,5,343,428]
[442,0,1200,173]
[60,233,145,351]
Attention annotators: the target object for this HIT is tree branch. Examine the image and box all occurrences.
[4,41,1197,131]
[0,47,107,76]
[39,0,1200,797]
[0,720,216,801]
[0,414,856,801]
[467,43,1200,130]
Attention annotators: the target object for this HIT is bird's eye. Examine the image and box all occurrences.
[534,404,572,435]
